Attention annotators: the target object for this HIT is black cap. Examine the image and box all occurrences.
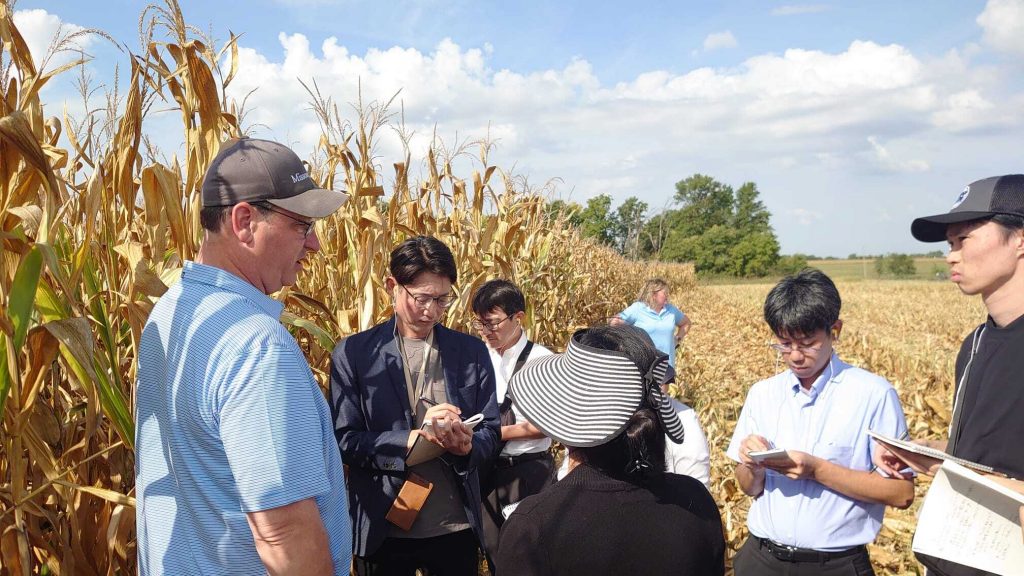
[201,138,348,218]
[911,175,1024,242]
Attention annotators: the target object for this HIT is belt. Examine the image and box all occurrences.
[756,537,866,563]
[493,451,550,469]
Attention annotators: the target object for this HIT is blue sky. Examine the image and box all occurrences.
[15,1,1024,257]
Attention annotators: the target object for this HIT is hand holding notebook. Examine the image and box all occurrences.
[406,412,485,466]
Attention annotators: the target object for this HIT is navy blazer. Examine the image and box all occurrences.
[329,317,500,557]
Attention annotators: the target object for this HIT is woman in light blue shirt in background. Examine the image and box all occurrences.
[611,278,691,368]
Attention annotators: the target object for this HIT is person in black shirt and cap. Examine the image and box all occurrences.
[876,174,1024,576]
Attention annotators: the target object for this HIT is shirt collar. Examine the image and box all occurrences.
[181,261,284,318]
[787,353,846,398]
[641,303,668,316]
[491,329,528,363]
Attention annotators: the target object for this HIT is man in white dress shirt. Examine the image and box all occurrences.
[471,279,554,567]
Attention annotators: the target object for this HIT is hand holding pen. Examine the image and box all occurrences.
[418,396,471,455]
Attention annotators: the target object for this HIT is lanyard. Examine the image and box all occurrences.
[398,329,434,417]
[948,323,985,452]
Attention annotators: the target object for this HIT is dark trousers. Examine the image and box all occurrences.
[733,536,876,576]
[352,529,478,576]
[480,451,555,564]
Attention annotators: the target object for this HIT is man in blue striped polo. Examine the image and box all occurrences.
[135,138,351,575]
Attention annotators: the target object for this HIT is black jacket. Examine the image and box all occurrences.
[496,463,726,575]
[330,317,500,557]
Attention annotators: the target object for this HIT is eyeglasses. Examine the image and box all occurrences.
[769,342,824,355]
[401,285,457,309]
[471,315,510,332]
[255,203,316,237]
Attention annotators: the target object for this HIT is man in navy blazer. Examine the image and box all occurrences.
[331,236,499,576]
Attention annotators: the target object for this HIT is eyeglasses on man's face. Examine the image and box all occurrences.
[401,284,457,309]
[768,340,824,355]
[471,315,510,332]
[256,202,316,237]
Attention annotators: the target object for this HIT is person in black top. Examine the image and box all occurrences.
[876,175,1024,576]
[495,325,725,576]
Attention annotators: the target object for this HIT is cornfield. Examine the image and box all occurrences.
[0,1,985,574]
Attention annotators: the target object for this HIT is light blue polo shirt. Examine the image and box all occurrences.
[618,301,687,367]
[726,355,908,551]
[135,261,351,575]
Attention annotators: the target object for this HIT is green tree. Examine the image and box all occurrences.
[545,199,583,228]
[775,254,809,275]
[733,182,771,234]
[578,194,616,246]
[887,253,916,277]
[658,174,781,277]
[639,208,684,258]
[673,174,735,237]
[729,232,781,276]
[661,225,742,275]
[612,196,648,258]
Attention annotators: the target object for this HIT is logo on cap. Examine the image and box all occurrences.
[291,172,311,184]
[951,186,969,210]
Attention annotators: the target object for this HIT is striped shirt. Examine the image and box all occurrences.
[135,261,350,575]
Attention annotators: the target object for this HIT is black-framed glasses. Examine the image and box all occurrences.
[768,342,824,355]
[401,285,457,309]
[254,202,316,237]
[471,315,510,332]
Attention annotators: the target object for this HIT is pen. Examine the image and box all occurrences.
[419,396,437,407]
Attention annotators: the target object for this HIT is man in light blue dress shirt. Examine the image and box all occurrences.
[727,268,914,576]
[136,139,352,575]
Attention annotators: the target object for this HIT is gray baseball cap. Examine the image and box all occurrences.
[201,138,348,218]
[911,174,1024,242]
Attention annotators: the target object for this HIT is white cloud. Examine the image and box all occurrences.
[13,9,95,73]
[213,33,1018,222]
[977,0,1024,56]
[788,208,822,225]
[703,31,737,52]
[24,6,1024,257]
[771,4,831,16]
[929,89,997,132]
[866,136,930,173]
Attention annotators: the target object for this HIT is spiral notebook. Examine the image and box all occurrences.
[867,430,997,475]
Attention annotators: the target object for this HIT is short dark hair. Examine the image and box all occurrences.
[199,203,271,233]
[573,325,667,484]
[764,268,841,337]
[991,213,1024,241]
[471,279,526,317]
[199,206,231,232]
[389,236,458,285]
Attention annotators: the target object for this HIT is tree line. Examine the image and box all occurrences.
[548,174,806,277]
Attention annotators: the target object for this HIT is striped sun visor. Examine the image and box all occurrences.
[509,330,685,448]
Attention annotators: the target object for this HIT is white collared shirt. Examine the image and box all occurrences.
[488,330,553,456]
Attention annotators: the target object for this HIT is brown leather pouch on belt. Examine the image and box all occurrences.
[385,472,433,531]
